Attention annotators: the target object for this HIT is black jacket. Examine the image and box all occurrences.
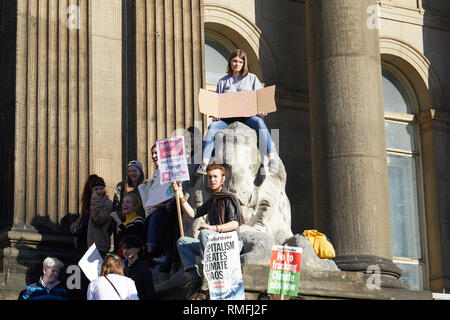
[123,258,156,300]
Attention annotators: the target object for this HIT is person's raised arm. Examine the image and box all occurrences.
[172,182,196,219]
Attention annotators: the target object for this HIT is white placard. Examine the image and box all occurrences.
[138,170,175,209]
[156,136,190,184]
[77,243,103,282]
[203,232,245,300]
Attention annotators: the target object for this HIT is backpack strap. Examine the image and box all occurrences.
[104,275,123,300]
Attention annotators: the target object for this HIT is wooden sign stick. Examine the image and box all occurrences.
[175,189,184,238]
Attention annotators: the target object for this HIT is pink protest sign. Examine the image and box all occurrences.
[199,85,277,118]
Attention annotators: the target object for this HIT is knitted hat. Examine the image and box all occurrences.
[128,160,144,173]
[91,178,106,188]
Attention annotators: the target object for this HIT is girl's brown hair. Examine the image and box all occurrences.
[123,192,142,213]
[226,49,249,77]
[125,165,145,193]
[100,254,124,276]
[81,174,106,216]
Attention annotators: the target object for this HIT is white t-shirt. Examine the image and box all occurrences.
[87,274,139,300]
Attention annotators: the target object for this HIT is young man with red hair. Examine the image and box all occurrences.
[173,163,244,299]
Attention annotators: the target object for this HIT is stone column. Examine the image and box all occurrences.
[134,0,206,174]
[89,0,123,196]
[305,0,401,277]
[10,0,89,252]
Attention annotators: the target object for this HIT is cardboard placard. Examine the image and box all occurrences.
[199,85,276,118]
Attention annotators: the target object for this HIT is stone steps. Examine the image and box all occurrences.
[0,272,27,300]
[0,265,435,300]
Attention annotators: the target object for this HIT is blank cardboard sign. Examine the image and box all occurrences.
[199,85,277,118]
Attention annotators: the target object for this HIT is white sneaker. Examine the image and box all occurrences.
[268,158,279,173]
[196,163,208,175]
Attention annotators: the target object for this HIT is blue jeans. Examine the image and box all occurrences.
[177,229,243,271]
[146,209,166,248]
[202,116,273,161]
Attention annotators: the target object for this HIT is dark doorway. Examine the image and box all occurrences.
[0,0,17,231]
[122,0,138,180]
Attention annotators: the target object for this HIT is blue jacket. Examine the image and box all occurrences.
[21,279,70,300]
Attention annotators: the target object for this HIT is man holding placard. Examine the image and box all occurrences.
[139,139,188,271]
[173,163,245,299]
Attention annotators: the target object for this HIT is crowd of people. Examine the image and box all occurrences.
[19,49,279,301]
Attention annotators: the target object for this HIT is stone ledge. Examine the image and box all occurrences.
[242,264,433,300]
[0,263,435,300]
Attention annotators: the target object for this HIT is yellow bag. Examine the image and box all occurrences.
[302,230,336,259]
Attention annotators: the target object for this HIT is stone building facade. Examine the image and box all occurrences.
[0,0,449,297]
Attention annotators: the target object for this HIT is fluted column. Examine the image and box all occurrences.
[14,0,29,227]
[14,0,90,229]
[48,0,59,225]
[134,0,206,174]
[305,0,401,277]
[89,0,123,196]
[57,0,69,224]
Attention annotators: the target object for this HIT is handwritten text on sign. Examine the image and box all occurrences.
[267,245,302,297]
[156,136,190,184]
[138,170,174,208]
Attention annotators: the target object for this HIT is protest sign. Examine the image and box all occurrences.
[78,243,103,282]
[198,85,276,118]
[267,245,302,297]
[156,136,190,184]
[138,170,174,209]
[203,232,245,300]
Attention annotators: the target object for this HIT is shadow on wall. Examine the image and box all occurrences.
[0,0,17,233]
[254,0,314,234]
[5,214,86,300]
[122,0,138,174]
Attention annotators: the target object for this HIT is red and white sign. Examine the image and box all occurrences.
[267,245,303,296]
[156,136,190,184]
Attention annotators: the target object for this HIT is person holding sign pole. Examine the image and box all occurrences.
[173,163,244,299]
[196,49,279,185]
[144,145,180,272]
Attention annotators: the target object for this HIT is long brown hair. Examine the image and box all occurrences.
[227,49,249,77]
[100,254,124,276]
[81,174,106,216]
[125,165,145,192]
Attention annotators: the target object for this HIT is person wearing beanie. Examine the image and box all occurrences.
[143,145,181,273]
[71,174,113,256]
